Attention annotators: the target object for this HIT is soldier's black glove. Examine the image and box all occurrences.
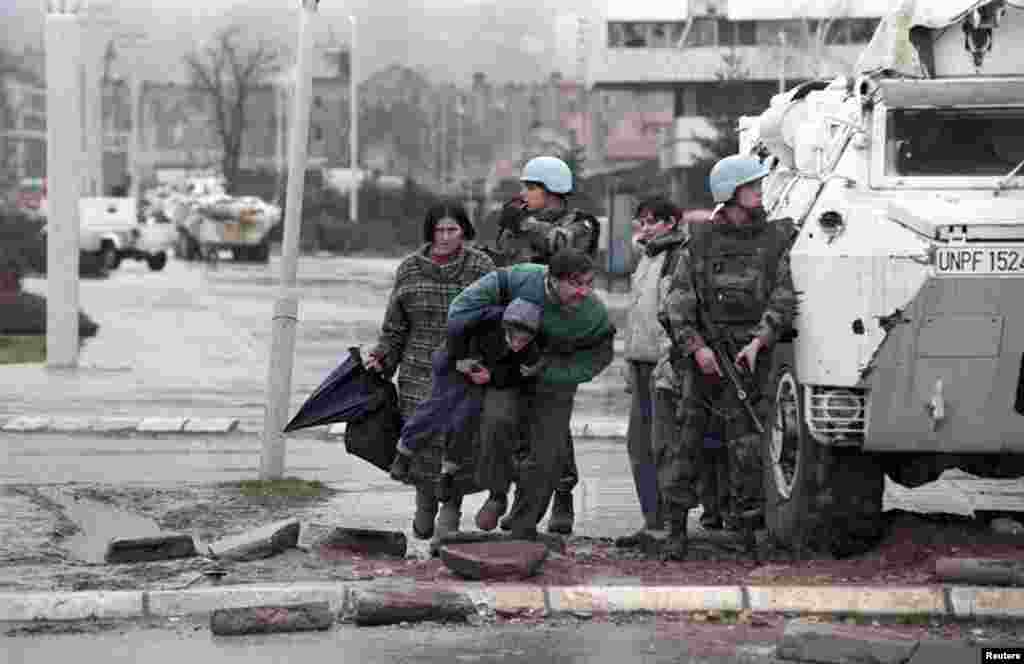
[498,197,530,234]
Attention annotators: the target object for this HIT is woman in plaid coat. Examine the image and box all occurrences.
[366,201,495,540]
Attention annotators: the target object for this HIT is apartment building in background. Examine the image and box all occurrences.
[589,0,889,206]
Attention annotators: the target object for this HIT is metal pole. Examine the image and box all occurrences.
[348,15,358,223]
[275,82,287,203]
[45,5,83,368]
[260,0,319,480]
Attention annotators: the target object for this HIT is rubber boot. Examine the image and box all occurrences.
[435,494,463,540]
[661,514,689,562]
[390,453,412,483]
[412,485,438,540]
[546,490,575,535]
[499,487,521,531]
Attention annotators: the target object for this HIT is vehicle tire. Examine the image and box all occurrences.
[100,242,120,271]
[147,251,168,272]
[763,363,886,558]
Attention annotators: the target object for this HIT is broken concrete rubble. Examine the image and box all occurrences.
[208,518,301,562]
[210,602,333,636]
[346,585,476,626]
[776,619,918,664]
[935,557,1024,586]
[318,527,407,558]
[439,540,549,581]
[429,530,566,557]
[104,534,198,564]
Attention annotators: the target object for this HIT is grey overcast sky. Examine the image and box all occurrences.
[2,0,606,85]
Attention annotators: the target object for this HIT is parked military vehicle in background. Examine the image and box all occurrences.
[738,0,1024,555]
[147,176,281,263]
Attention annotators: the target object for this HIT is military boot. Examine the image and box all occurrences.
[661,515,689,562]
[546,490,575,535]
[412,485,438,540]
[435,495,463,540]
[499,487,522,531]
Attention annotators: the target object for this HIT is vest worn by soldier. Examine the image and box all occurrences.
[688,219,795,332]
[495,207,599,267]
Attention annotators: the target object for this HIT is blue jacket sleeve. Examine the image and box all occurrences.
[448,269,503,333]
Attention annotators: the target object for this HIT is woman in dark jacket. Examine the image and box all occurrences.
[390,298,544,530]
[365,201,495,540]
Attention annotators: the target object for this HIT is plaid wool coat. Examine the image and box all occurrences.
[371,243,495,487]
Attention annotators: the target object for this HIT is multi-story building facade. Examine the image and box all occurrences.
[1,72,47,184]
[589,0,889,206]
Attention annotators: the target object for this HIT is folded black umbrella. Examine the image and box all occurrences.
[285,347,404,473]
[284,347,375,432]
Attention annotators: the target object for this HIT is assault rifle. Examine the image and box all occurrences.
[703,334,765,435]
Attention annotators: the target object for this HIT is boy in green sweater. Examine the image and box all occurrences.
[448,248,615,538]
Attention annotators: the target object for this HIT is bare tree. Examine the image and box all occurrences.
[184,26,283,192]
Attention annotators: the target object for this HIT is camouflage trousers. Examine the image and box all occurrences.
[652,352,772,522]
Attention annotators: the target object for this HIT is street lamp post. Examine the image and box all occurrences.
[260,0,320,480]
[348,15,358,223]
[44,0,84,368]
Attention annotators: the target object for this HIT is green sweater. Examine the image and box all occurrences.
[448,263,615,386]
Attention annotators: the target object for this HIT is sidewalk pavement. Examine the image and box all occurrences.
[0,413,629,440]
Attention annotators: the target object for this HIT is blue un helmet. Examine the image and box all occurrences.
[708,155,771,204]
[520,156,573,195]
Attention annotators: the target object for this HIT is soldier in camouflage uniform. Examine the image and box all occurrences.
[655,154,798,560]
[481,155,601,536]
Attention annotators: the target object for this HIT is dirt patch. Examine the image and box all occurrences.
[349,510,1024,588]
[67,482,339,543]
[4,484,1023,593]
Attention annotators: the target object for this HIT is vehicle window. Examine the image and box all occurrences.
[885,108,1024,176]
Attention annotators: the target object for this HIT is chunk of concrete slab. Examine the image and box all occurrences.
[210,602,333,636]
[2,416,50,432]
[105,534,198,564]
[347,586,476,626]
[439,540,549,581]
[936,557,1024,586]
[137,417,187,433]
[209,518,302,562]
[429,531,566,557]
[319,528,407,558]
[776,619,919,664]
[91,417,141,433]
[183,418,239,434]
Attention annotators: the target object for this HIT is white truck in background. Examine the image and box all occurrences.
[38,196,175,272]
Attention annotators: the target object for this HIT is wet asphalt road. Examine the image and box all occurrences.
[4,617,782,664]
[4,254,628,430]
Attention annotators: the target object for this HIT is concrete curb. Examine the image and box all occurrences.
[1,415,240,436]
[0,415,627,440]
[2,583,1023,622]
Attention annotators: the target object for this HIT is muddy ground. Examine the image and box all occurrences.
[2,482,1023,593]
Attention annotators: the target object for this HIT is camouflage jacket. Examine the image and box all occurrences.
[492,206,599,267]
[658,218,798,356]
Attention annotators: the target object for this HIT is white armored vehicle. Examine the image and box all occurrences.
[740,0,1024,554]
